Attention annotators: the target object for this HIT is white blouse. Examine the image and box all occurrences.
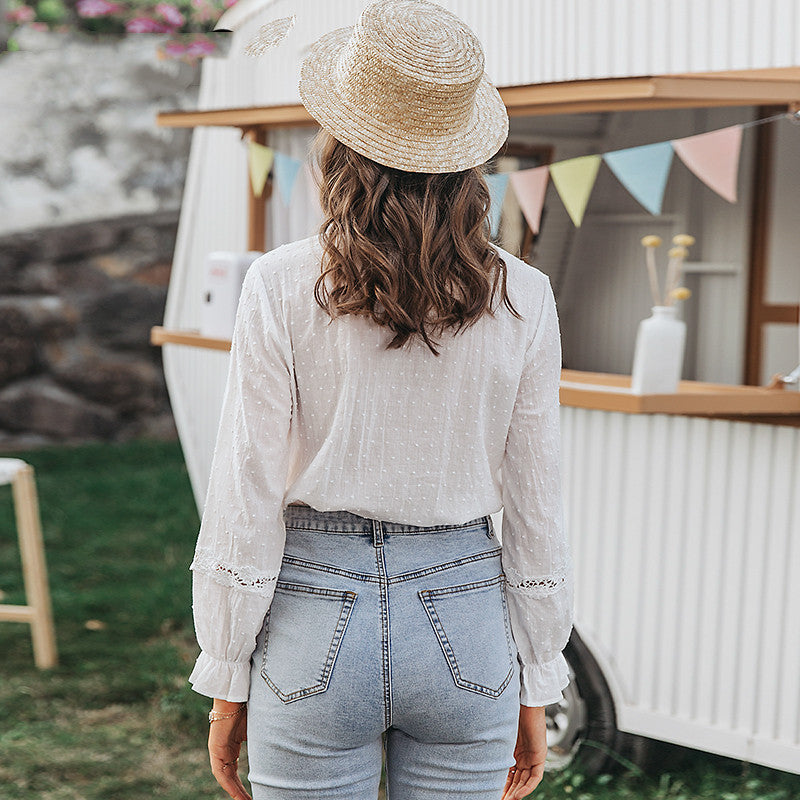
[189,235,573,707]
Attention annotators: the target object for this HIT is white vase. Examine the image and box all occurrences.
[631,305,686,394]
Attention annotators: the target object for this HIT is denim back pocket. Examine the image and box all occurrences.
[261,581,357,703]
[419,574,514,697]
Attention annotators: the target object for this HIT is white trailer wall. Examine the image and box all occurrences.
[209,0,800,110]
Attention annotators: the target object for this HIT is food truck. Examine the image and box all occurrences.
[151,0,800,776]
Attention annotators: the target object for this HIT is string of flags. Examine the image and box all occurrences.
[246,113,795,233]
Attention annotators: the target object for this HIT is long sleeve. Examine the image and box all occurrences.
[501,278,573,707]
[188,261,294,702]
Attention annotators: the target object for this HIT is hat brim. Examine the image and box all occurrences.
[298,26,509,174]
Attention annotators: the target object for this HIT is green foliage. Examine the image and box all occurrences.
[35,0,67,24]
[0,439,215,799]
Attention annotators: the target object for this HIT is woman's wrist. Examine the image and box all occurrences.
[213,698,247,712]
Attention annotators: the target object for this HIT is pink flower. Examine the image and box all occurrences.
[224,0,238,7]
[75,0,120,18]
[154,3,184,29]
[5,5,35,24]
[161,39,187,57]
[185,37,217,58]
[125,16,169,32]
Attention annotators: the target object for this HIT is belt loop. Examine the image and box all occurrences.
[372,518,384,547]
[486,515,495,538]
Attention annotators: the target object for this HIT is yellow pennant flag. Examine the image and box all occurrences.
[548,154,601,227]
[248,142,274,197]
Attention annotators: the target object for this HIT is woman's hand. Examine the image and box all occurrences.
[208,700,252,800]
[502,705,548,800]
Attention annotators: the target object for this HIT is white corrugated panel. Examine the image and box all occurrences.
[202,0,800,111]
[562,406,800,772]
[162,66,325,508]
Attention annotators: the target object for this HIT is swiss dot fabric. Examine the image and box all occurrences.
[189,235,573,707]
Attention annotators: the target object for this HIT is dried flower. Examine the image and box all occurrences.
[641,235,662,248]
[669,287,692,301]
[640,232,695,306]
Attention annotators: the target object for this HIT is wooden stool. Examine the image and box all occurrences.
[0,459,58,669]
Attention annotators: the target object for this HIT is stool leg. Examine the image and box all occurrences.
[12,465,58,669]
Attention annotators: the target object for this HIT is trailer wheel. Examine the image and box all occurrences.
[545,629,651,775]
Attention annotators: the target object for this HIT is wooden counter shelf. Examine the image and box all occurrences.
[151,327,800,420]
[151,326,231,352]
[560,369,800,419]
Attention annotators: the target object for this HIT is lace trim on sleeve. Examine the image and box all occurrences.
[190,547,278,597]
[504,566,569,599]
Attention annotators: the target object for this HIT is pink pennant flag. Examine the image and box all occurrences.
[671,125,743,203]
[509,166,550,234]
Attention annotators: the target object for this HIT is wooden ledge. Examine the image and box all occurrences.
[559,370,800,417]
[156,72,800,130]
[150,326,231,352]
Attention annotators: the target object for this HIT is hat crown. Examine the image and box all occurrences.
[298,0,509,173]
[356,0,484,85]
[336,0,485,135]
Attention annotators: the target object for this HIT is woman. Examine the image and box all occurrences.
[188,2,573,799]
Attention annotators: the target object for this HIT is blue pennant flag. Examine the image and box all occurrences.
[603,141,674,216]
[273,152,303,205]
[485,172,510,237]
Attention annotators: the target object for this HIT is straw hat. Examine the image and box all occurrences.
[298,0,509,173]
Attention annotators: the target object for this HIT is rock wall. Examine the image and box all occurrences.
[0,31,201,447]
[0,214,179,448]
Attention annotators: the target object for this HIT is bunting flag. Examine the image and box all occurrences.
[671,125,743,203]
[485,172,510,238]
[549,154,602,227]
[273,151,303,205]
[240,116,761,226]
[248,141,274,197]
[509,165,549,234]
[603,141,674,215]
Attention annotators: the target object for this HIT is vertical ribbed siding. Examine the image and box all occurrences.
[203,0,800,111]
[162,120,325,507]
[562,406,800,771]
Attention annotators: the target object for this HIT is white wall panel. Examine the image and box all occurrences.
[562,406,800,772]
[203,0,800,113]
[766,120,800,306]
[162,66,250,510]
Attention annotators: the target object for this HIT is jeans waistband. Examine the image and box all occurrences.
[283,504,494,536]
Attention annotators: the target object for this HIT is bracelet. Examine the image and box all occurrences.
[209,704,246,724]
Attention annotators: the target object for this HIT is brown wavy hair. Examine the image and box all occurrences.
[312,131,522,356]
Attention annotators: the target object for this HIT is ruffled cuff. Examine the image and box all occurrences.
[519,652,570,707]
[188,651,251,702]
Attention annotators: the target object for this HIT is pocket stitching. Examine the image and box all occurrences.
[419,575,514,698]
[260,582,357,703]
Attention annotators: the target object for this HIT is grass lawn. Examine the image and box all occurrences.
[0,439,798,800]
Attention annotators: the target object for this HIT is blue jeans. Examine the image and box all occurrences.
[247,505,519,799]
